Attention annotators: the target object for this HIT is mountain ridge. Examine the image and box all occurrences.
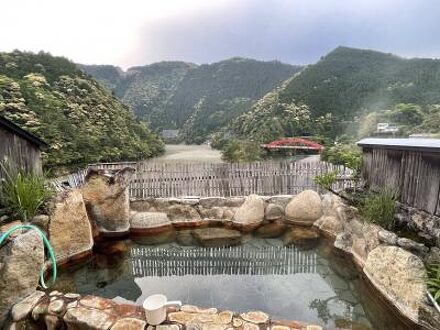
[79,58,302,142]
[231,46,440,142]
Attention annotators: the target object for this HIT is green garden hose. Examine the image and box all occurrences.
[0,224,57,289]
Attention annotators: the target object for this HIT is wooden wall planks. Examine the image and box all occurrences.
[362,147,440,215]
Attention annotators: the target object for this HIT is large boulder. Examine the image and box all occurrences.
[351,222,380,266]
[129,212,172,235]
[364,246,427,322]
[0,231,44,323]
[167,205,202,228]
[48,190,93,263]
[232,195,265,231]
[265,204,284,221]
[199,207,224,220]
[314,215,343,238]
[81,167,135,235]
[192,228,242,247]
[130,212,176,245]
[285,190,322,225]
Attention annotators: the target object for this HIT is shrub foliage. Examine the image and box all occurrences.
[427,263,440,303]
[221,139,263,163]
[359,188,397,228]
[0,165,53,222]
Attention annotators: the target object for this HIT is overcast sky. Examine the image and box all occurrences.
[1,0,439,69]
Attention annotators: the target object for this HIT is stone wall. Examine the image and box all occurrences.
[5,291,321,330]
[313,195,440,330]
[2,187,440,329]
[130,192,439,329]
[130,192,321,231]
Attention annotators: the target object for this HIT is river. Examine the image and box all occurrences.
[150,144,223,163]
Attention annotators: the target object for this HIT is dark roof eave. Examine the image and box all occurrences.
[0,116,48,148]
[359,144,440,153]
[357,138,440,154]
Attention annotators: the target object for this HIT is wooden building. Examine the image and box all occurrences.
[0,116,47,180]
[357,138,440,216]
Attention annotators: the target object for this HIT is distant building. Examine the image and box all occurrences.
[374,122,399,136]
[0,115,47,180]
[161,129,179,140]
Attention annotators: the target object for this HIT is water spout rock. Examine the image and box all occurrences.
[81,167,135,236]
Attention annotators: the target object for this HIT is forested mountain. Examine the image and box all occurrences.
[79,47,440,146]
[280,47,440,118]
[76,64,124,91]
[232,47,440,143]
[80,58,302,143]
[0,51,164,172]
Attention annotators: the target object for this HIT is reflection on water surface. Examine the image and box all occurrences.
[55,237,410,330]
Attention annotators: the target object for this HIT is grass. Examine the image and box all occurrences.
[0,163,53,222]
[427,263,440,303]
[359,188,398,228]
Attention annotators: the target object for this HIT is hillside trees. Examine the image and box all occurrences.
[0,51,164,172]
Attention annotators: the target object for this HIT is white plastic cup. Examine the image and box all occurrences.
[143,294,182,325]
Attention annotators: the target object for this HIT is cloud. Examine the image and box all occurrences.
[0,0,439,68]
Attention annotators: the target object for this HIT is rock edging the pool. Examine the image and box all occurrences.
[1,178,440,329]
[100,189,440,330]
[5,291,322,330]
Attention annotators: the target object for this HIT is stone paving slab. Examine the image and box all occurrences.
[8,292,321,330]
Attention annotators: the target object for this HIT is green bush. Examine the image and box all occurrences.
[0,166,53,222]
[221,139,263,163]
[321,144,362,171]
[321,143,362,183]
[427,263,440,303]
[314,171,338,191]
[210,131,230,150]
[359,188,397,228]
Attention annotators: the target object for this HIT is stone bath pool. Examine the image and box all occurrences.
[53,237,409,330]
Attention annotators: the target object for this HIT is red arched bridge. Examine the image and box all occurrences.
[262,138,324,152]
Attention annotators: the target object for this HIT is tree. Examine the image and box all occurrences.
[221,139,263,163]
[388,103,425,126]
